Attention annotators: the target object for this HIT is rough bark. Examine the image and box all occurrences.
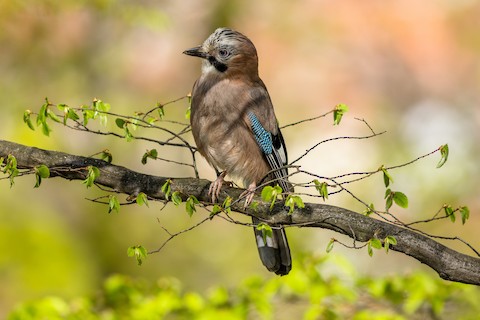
[1,139,479,285]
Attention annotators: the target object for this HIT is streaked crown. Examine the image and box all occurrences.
[184,28,259,76]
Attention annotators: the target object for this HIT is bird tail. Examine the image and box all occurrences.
[252,216,292,275]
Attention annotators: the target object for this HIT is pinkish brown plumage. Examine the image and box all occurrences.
[184,28,292,275]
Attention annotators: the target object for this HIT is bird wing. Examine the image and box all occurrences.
[243,82,292,192]
[247,111,291,193]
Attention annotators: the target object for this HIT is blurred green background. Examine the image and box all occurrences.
[1,0,479,317]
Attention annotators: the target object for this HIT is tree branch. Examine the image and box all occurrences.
[1,139,479,286]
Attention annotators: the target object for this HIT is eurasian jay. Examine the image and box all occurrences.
[184,28,292,275]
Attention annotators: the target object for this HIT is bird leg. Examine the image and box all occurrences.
[209,171,227,203]
[240,182,257,208]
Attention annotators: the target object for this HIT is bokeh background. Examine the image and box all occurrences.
[1,0,479,316]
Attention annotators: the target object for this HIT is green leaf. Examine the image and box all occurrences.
[101,150,113,163]
[115,117,134,141]
[56,103,68,112]
[333,103,349,125]
[57,103,69,125]
[367,243,373,257]
[385,189,408,210]
[222,196,232,213]
[36,164,50,178]
[58,104,80,125]
[41,121,51,136]
[436,144,449,168]
[36,101,53,136]
[82,108,95,126]
[381,166,393,187]
[95,99,111,112]
[284,195,295,213]
[256,223,273,245]
[261,185,283,211]
[47,108,61,123]
[141,149,158,165]
[146,116,156,125]
[161,179,172,200]
[108,195,120,213]
[4,155,19,188]
[384,188,393,211]
[82,166,100,188]
[2,154,20,188]
[34,173,41,188]
[185,106,191,119]
[157,104,165,119]
[386,235,397,245]
[326,238,335,253]
[393,191,408,208]
[67,108,80,123]
[384,235,397,253]
[363,203,375,216]
[368,238,382,257]
[261,186,274,200]
[443,205,455,223]
[171,191,182,206]
[210,204,222,219]
[23,110,35,130]
[313,179,328,200]
[36,101,48,126]
[141,154,147,165]
[34,165,50,188]
[130,113,139,130]
[136,192,149,207]
[449,212,456,223]
[124,125,133,142]
[127,245,147,266]
[284,195,305,214]
[443,204,453,216]
[115,118,126,129]
[370,238,382,249]
[186,195,199,217]
[92,99,110,126]
[4,154,17,172]
[9,168,19,187]
[460,206,470,225]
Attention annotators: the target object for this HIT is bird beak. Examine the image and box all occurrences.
[183,46,208,59]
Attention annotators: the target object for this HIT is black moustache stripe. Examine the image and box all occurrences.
[208,56,228,72]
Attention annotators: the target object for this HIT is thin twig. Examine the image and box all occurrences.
[149,216,211,254]
[291,131,386,165]
[281,110,333,129]
[142,95,189,120]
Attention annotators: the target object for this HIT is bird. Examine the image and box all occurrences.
[183,28,292,275]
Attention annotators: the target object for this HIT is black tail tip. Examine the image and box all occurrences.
[274,264,291,276]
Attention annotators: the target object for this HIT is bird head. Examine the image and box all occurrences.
[183,28,259,77]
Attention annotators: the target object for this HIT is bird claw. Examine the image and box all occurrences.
[240,182,257,208]
[208,171,227,203]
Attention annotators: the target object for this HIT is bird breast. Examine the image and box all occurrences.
[191,82,271,186]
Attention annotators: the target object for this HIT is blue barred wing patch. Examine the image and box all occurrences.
[248,111,291,193]
[248,112,273,155]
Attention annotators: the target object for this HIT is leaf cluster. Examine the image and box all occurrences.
[1,154,19,187]
[8,255,480,320]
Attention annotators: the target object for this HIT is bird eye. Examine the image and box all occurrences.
[218,49,230,58]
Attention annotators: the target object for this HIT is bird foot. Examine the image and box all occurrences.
[208,171,227,203]
[240,182,257,208]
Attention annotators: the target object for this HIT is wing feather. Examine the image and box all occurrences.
[248,112,292,192]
